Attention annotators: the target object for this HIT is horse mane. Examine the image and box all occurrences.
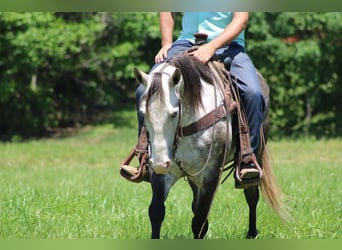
[168,53,213,113]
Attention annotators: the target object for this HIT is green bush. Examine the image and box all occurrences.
[0,12,160,140]
[247,12,342,138]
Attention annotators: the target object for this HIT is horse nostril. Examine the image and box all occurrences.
[165,160,171,168]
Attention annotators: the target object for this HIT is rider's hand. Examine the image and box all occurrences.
[188,43,216,64]
[155,43,172,63]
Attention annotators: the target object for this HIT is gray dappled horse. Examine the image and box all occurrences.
[134,53,288,239]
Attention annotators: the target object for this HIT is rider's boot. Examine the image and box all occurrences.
[120,126,151,183]
[120,160,151,183]
[235,153,262,189]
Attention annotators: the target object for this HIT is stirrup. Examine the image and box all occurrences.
[120,151,151,183]
[234,153,263,189]
[120,125,150,183]
[234,177,260,189]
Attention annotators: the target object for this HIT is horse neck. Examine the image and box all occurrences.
[180,79,223,127]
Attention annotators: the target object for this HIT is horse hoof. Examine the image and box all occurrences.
[246,230,258,239]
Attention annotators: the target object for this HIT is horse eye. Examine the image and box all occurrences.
[170,111,178,118]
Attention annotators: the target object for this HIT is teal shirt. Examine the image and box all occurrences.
[178,12,245,48]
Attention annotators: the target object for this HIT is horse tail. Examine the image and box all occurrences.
[257,73,291,221]
[259,143,292,221]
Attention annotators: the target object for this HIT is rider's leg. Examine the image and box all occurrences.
[230,52,265,183]
[230,52,265,154]
[136,83,145,136]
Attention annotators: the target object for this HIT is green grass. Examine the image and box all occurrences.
[0,109,341,239]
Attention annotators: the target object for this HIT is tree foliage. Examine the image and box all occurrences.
[0,12,341,140]
[0,12,160,139]
[247,12,342,138]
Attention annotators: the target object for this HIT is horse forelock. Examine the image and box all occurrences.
[144,63,181,117]
[145,72,164,117]
[169,54,213,113]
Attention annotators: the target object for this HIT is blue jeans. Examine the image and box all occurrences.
[136,40,265,154]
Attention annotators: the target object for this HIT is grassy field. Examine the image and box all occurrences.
[0,109,341,239]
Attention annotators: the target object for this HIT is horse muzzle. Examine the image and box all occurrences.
[149,159,172,175]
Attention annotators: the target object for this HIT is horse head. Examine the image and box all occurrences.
[134,64,182,175]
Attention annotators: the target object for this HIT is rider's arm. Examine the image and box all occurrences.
[209,12,248,50]
[160,12,175,48]
[189,12,249,63]
[155,12,176,63]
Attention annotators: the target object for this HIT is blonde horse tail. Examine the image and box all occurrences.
[259,143,292,221]
[257,71,291,221]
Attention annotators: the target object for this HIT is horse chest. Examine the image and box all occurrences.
[174,131,223,169]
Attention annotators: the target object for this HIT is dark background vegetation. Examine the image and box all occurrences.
[0,12,341,140]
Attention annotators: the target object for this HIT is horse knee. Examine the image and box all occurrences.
[148,202,165,239]
[149,203,165,224]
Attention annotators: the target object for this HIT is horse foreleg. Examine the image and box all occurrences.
[243,185,259,239]
[148,174,172,239]
[189,180,217,239]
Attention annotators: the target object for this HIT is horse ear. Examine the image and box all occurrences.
[134,67,148,86]
[171,68,181,86]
